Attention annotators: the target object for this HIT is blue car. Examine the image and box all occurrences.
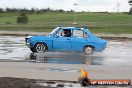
[25,27,107,55]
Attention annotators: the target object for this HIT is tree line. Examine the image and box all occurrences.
[0,8,74,24]
[0,7,74,13]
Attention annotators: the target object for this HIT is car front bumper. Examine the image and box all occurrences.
[26,42,30,48]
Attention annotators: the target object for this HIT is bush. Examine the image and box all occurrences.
[5,22,11,24]
[17,13,28,24]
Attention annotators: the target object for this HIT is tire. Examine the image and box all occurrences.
[84,46,95,55]
[34,42,47,53]
[30,47,35,52]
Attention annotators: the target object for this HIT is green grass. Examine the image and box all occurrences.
[0,12,132,33]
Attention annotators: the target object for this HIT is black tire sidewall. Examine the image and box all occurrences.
[30,47,35,52]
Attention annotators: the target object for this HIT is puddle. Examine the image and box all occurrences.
[0,36,132,66]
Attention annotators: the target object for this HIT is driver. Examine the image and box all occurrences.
[63,29,71,37]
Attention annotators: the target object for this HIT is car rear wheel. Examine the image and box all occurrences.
[84,46,94,55]
[34,43,47,53]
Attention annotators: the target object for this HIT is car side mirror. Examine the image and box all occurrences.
[48,34,52,36]
[55,34,59,38]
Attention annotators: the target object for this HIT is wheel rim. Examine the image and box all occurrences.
[36,43,45,53]
[84,47,93,55]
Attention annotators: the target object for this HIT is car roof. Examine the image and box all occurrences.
[58,27,88,30]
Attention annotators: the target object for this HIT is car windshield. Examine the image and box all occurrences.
[50,27,61,36]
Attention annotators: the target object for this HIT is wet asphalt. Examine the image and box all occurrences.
[0,35,132,67]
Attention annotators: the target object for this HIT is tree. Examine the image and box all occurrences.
[6,7,12,13]
[17,13,28,24]
[128,0,132,14]
[0,8,3,13]
[58,9,64,12]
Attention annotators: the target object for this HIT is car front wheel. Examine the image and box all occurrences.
[84,46,94,55]
[34,43,47,53]
[30,47,35,52]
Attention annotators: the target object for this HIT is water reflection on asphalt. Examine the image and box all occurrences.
[0,36,132,66]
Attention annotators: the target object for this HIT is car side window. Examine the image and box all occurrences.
[57,29,71,37]
[73,30,88,38]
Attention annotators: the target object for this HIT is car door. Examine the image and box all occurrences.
[53,29,72,50]
[71,29,88,51]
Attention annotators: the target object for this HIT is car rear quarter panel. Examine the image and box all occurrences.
[93,39,107,51]
[81,38,107,52]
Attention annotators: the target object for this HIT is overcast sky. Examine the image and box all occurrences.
[0,0,130,12]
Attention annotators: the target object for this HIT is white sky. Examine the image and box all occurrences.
[0,0,130,12]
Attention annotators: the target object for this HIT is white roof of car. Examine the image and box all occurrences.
[58,27,87,30]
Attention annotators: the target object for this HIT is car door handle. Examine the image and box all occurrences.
[67,39,70,40]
